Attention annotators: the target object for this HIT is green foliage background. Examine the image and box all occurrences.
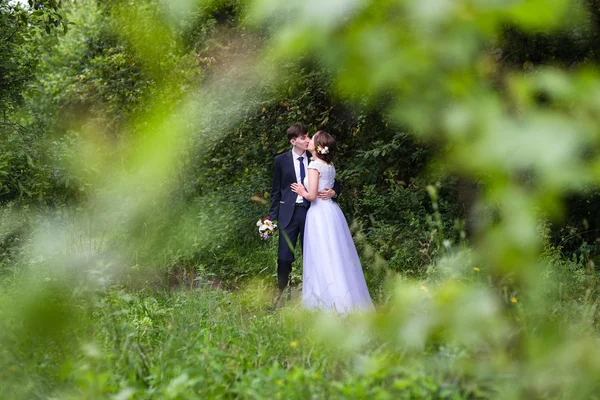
[1,0,458,289]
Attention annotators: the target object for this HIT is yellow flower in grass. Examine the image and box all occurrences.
[290,340,298,348]
[511,297,518,304]
[472,267,480,272]
[419,285,428,292]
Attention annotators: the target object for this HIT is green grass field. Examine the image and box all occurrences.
[0,277,483,399]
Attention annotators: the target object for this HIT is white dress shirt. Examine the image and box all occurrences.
[292,149,308,204]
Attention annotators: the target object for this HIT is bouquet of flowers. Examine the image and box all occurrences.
[256,216,277,240]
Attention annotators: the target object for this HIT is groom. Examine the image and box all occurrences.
[269,124,340,306]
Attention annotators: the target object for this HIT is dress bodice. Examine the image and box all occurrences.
[307,160,335,192]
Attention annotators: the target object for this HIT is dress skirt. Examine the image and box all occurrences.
[302,198,375,314]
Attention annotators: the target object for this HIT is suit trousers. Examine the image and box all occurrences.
[277,204,307,292]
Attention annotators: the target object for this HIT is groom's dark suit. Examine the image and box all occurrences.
[269,149,341,295]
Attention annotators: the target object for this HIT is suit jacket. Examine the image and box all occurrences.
[269,150,341,229]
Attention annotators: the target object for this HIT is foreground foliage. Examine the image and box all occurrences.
[4,0,600,399]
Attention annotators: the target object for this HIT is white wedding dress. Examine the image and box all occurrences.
[302,161,375,314]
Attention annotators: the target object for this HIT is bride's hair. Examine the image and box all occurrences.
[313,131,336,164]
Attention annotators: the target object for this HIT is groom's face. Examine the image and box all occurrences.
[291,133,310,152]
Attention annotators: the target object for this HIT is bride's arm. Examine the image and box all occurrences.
[291,169,319,201]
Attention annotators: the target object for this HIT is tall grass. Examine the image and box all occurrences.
[2,236,600,399]
[0,279,477,399]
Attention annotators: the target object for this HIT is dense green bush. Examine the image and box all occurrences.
[4,0,600,290]
[0,0,466,289]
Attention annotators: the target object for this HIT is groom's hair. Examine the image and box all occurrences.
[287,124,308,141]
[313,130,336,164]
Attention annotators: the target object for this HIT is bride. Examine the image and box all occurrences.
[291,131,374,313]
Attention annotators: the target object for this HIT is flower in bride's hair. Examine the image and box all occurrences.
[316,145,329,155]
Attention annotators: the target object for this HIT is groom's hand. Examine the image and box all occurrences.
[318,187,336,200]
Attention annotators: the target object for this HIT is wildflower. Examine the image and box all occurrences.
[290,340,298,348]
[419,285,428,292]
[511,297,518,304]
[472,267,480,272]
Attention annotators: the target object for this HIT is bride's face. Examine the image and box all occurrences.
[308,134,317,152]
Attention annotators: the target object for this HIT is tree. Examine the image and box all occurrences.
[0,0,66,118]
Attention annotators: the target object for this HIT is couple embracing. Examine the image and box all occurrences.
[269,124,374,314]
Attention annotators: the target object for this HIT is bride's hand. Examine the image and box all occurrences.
[290,183,306,196]
[318,187,335,200]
